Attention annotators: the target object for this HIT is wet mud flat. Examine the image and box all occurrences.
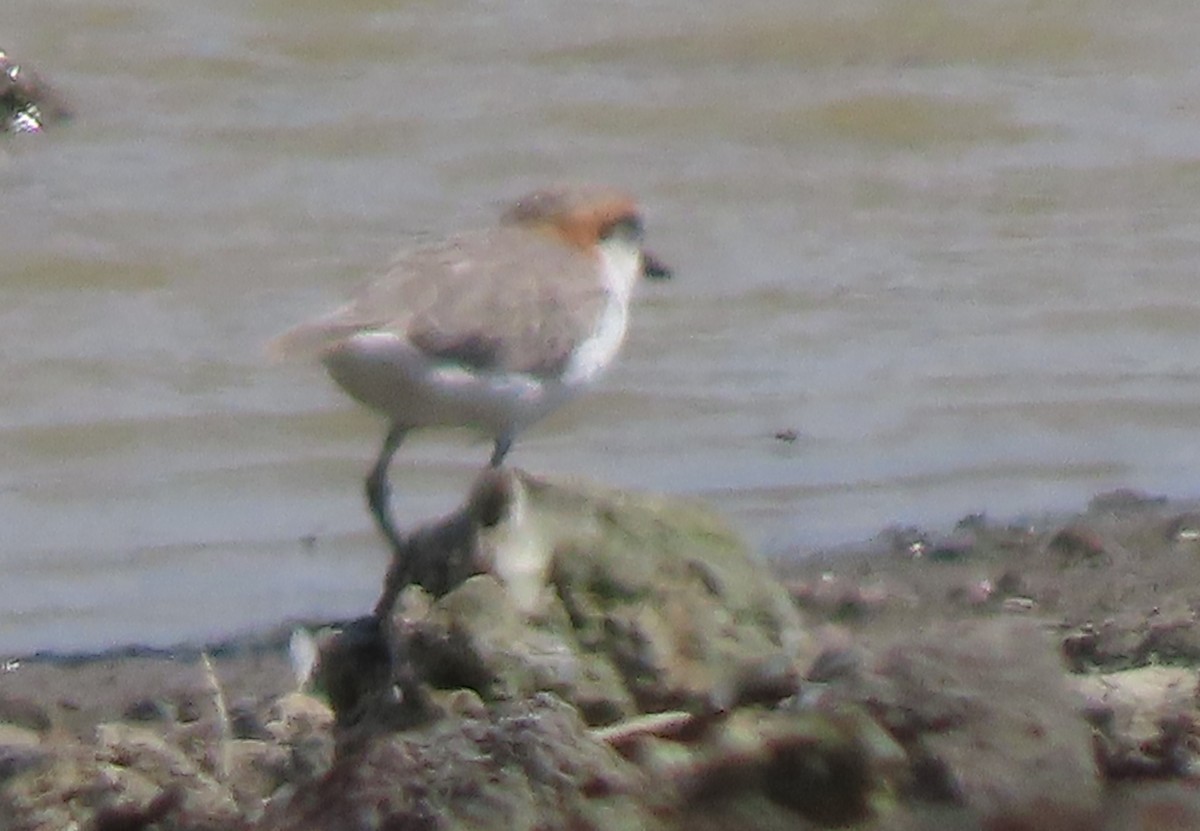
[7,483,1200,830]
[778,487,1200,680]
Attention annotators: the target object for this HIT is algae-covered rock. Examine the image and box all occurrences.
[256,693,660,831]
[361,471,813,726]
[284,472,918,830]
[257,691,908,831]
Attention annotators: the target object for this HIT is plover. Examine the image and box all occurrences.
[269,185,671,554]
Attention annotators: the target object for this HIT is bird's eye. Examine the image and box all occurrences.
[600,215,644,243]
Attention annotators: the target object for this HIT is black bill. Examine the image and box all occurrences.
[642,250,672,280]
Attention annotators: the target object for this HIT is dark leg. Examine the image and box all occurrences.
[366,424,408,553]
[489,435,513,468]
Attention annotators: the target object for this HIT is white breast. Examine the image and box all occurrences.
[561,239,642,387]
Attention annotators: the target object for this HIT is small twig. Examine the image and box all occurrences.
[201,652,231,782]
[591,711,701,749]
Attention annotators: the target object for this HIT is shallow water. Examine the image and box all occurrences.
[5,0,1200,653]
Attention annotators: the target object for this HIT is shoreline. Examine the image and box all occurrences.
[5,486,1196,729]
[10,486,1195,662]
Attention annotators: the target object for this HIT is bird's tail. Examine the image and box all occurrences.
[265,316,359,363]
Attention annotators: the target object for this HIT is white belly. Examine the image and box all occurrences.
[323,333,581,437]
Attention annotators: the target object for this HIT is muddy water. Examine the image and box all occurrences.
[4,0,1200,652]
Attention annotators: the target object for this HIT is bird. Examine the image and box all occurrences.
[268,184,671,557]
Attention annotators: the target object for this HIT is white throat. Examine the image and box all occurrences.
[560,238,643,387]
[597,235,643,303]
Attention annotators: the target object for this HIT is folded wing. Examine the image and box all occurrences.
[267,228,607,379]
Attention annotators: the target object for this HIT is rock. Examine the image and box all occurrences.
[1101,782,1200,830]
[1076,666,1200,779]
[0,49,68,134]
[123,697,176,724]
[617,704,906,830]
[229,698,270,741]
[258,693,902,831]
[264,693,334,742]
[275,473,933,830]
[852,620,1102,830]
[344,471,812,728]
[96,724,240,818]
[401,576,595,708]
[0,724,240,831]
[225,738,290,818]
[263,693,335,784]
[0,725,46,782]
[1047,525,1111,566]
[255,694,656,831]
[0,696,51,734]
